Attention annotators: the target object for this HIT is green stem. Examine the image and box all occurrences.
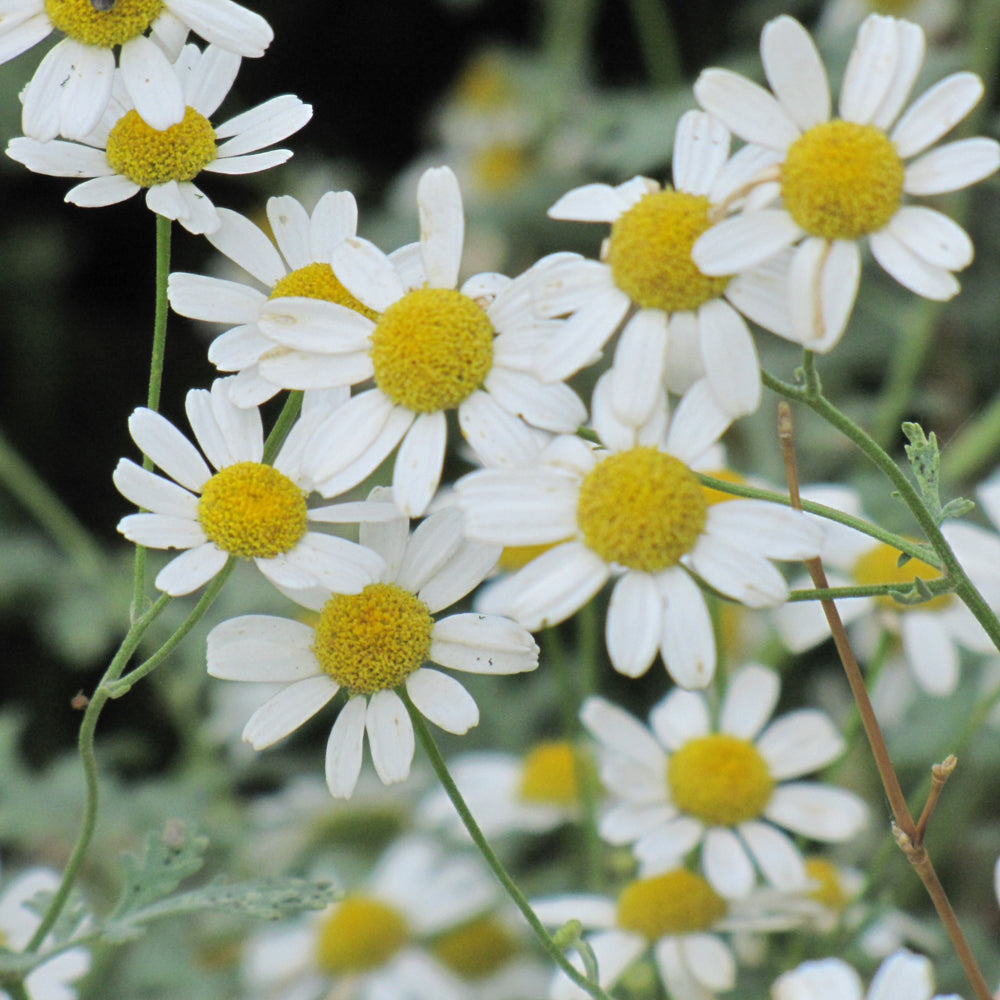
[0,428,104,574]
[788,579,953,602]
[25,593,172,952]
[625,0,683,89]
[401,689,614,1000]
[263,391,303,465]
[540,0,599,75]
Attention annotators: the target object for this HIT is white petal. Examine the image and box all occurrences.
[650,687,710,749]
[325,695,366,798]
[167,0,273,57]
[680,934,736,992]
[892,71,984,159]
[581,696,666,767]
[258,296,374,352]
[839,15,909,125]
[608,309,668,428]
[719,663,780,740]
[65,174,140,206]
[7,136,112,178]
[117,512,205,549]
[121,35,185,131]
[113,459,198,517]
[704,827,756,898]
[417,537,501,613]
[207,615,319,681]
[658,568,716,688]
[187,380,263,467]
[406,668,478,734]
[739,820,807,889]
[535,287,631,382]
[725,252,794,339]
[307,390,395,480]
[869,950,935,1000]
[706,500,823,560]
[664,378,731,464]
[457,390,546,468]
[761,16,830,130]
[149,180,220,235]
[672,111,730,195]
[204,148,291,175]
[903,137,1000,196]
[692,210,801,276]
[215,95,312,156]
[332,236,407,311]
[606,572,662,678]
[430,613,539,674]
[773,959,863,1000]
[548,182,631,222]
[393,411,447,517]
[693,68,800,150]
[154,543,228,594]
[689,535,790,608]
[127,407,211,490]
[756,710,845,778]
[22,40,109,143]
[787,238,860,353]
[418,165,464,289]
[179,42,240,116]
[310,190,359,258]
[207,326,273,371]
[0,12,52,66]
[485,368,587,433]
[870,20,925,130]
[241,677,337,754]
[901,611,959,696]
[169,271,267,324]
[201,208,283,286]
[765,783,868,841]
[885,205,972,270]
[869,229,959,300]
[397,506,464,594]
[263,534,384,594]
[696,299,761,418]
[365,689,414,785]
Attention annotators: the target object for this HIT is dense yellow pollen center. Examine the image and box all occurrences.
[315,896,409,973]
[701,468,747,507]
[668,734,774,825]
[577,448,707,572]
[617,869,727,939]
[105,107,217,188]
[851,541,949,611]
[606,190,731,312]
[269,262,380,321]
[781,121,904,240]
[370,288,495,413]
[518,741,585,805]
[432,916,518,978]
[312,582,434,695]
[804,858,849,911]
[197,462,307,560]
[44,0,162,46]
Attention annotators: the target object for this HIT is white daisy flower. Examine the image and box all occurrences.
[255,164,586,517]
[771,949,961,1000]
[535,870,815,1000]
[242,836,501,1000]
[6,43,311,236]
[207,494,539,798]
[775,485,998,696]
[580,663,868,900]
[455,376,824,688]
[0,865,91,1000]
[418,740,591,838]
[168,191,379,408]
[1,0,272,142]
[534,109,795,423]
[112,380,386,596]
[693,14,1000,351]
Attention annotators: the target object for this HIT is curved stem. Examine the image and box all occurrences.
[402,689,614,1000]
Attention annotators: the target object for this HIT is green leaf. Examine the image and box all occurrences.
[901,423,974,526]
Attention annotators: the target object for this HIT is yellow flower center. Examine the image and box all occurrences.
[471,144,531,193]
[606,190,731,313]
[701,468,747,507]
[518,741,586,806]
[312,582,434,695]
[105,106,217,188]
[804,857,849,911]
[497,541,561,572]
[432,916,519,979]
[781,121,904,240]
[851,541,949,611]
[315,896,409,973]
[269,262,380,321]
[44,0,162,47]
[197,462,307,560]
[617,869,727,939]
[370,288,495,413]
[576,448,707,572]
[668,734,774,825]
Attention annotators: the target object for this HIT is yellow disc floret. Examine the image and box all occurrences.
[44,0,162,47]
[370,288,495,412]
[472,143,531,193]
[315,896,409,973]
[851,541,949,611]
[804,857,849,911]
[432,916,519,979]
[781,120,904,240]
[106,107,217,188]
[197,462,307,560]
[576,448,707,572]
[617,869,727,939]
[312,582,434,695]
[518,741,586,805]
[606,190,731,312]
[668,734,774,825]
[269,262,380,322]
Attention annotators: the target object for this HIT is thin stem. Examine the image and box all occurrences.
[25,593,172,952]
[263,391,303,465]
[787,579,953,602]
[625,0,683,89]
[914,756,957,843]
[402,689,614,1000]
[0,428,104,574]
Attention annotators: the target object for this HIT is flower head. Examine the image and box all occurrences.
[457,379,823,687]
[113,381,384,595]
[581,663,867,899]
[252,165,585,516]
[207,492,539,798]
[7,43,311,235]
[693,14,1000,351]
[2,0,272,141]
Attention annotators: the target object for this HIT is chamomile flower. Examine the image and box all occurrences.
[256,165,586,516]
[775,485,997,696]
[693,14,1000,351]
[581,664,867,900]
[0,865,91,1000]
[536,110,794,422]
[113,381,385,596]
[168,191,376,407]
[456,377,823,688]
[0,0,272,142]
[418,741,592,838]
[207,495,539,799]
[771,949,961,1000]
[6,43,311,235]
[242,836,500,1000]
[535,869,814,1000]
